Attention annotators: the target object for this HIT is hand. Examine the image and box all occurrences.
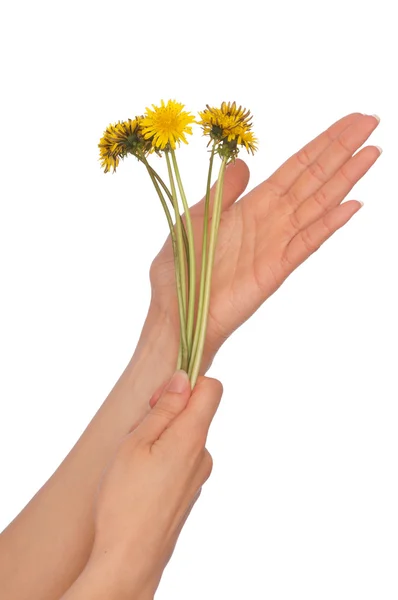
[150,113,381,369]
[78,372,222,600]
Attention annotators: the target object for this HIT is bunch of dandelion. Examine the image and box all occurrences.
[188,102,257,385]
[98,100,257,387]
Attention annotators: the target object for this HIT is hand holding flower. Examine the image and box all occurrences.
[150,112,381,373]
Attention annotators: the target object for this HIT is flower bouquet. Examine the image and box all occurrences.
[99,100,257,386]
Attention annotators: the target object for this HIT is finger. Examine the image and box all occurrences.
[138,370,191,443]
[291,145,382,231]
[149,378,169,409]
[286,115,379,209]
[189,158,250,217]
[284,200,362,269]
[172,377,223,446]
[266,112,363,193]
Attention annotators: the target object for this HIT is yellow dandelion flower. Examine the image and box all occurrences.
[99,152,120,174]
[198,101,252,138]
[231,126,258,155]
[198,101,257,157]
[98,117,147,173]
[198,107,224,140]
[141,100,195,151]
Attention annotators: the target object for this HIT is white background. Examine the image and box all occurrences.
[0,0,397,598]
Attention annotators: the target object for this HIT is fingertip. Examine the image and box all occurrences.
[191,376,224,402]
[166,370,190,394]
[347,112,364,120]
[225,158,250,189]
[191,157,250,217]
[324,199,363,233]
[346,199,364,213]
[207,377,224,397]
[228,157,250,175]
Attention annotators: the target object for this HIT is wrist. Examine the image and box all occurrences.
[62,554,153,600]
[128,301,178,384]
[140,300,218,378]
[133,301,178,367]
[117,302,179,421]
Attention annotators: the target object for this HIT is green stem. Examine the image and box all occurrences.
[189,156,228,387]
[148,165,190,263]
[170,149,196,355]
[141,156,188,371]
[176,344,182,371]
[165,151,188,370]
[189,142,216,374]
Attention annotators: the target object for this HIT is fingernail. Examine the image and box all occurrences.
[167,370,190,394]
[371,114,380,123]
[358,201,364,208]
[375,145,383,155]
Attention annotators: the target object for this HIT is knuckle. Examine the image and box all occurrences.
[152,403,178,422]
[321,215,333,237]
[312,187,328,212]
[337,134,353,155]
[286,186,301,208]
[308,160,327,184]
[201,449,214,481]
[296,146,312,167]
[325,128,335,144]
[339,165,354,186]
[300,228,319,255]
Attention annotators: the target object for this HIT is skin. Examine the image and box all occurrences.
[61,372,222,600]
[0,113,381,600]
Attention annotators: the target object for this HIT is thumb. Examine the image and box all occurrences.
[139,370,191,443]
[189,158,250,217]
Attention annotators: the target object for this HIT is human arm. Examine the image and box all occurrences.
[0,307,178,599]
[60,373,221,600]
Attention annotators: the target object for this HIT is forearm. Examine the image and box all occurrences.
[0,304,176,600]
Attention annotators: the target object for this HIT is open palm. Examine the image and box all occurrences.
[150,113,380,369]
